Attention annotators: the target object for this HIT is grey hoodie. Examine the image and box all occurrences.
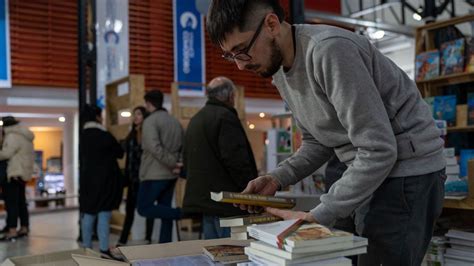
[270,25,445,226]
[0,124,35,181]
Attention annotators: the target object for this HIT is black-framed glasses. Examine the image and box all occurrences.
[222,17,266,62]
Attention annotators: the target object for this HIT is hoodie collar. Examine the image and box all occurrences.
[83,121,106,131]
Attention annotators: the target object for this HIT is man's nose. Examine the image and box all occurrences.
[235,59,248,71]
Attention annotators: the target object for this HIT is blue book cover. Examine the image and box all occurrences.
[460,149,474,177]
[415,50,440,80]
[468,93,474,125]
[440,38,465,75]
[433,95,457,127]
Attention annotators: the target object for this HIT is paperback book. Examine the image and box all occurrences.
[202,245,248,262]
[211,191,296,209]
[440,38,465,75]
[415,50,440,80]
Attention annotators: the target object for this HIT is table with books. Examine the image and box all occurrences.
[113,192,369,266]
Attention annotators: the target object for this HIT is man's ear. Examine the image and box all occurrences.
[265,13,281,36]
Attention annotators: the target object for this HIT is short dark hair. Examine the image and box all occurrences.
[206,0,285,46]
[144,90,164,109]
[81,104,102,123]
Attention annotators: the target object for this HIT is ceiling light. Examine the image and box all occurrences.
[120,111,132,118]
[0,121,3,126]
[58,117,66,123]
[265,139,269,145]
[413,13,422,21]
[249,124,255,130]
[259,112,266,118]
[367,27,385,40]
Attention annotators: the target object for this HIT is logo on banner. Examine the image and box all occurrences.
[174,0,205,96]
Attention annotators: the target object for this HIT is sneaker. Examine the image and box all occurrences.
[100,249,125,261]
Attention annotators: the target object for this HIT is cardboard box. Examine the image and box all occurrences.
[2,248,99,266]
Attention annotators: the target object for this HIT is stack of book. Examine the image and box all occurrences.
[443,148,469,199]
[219,214,282,240]
[424,236,446,266]
[444,229,474,265]
[243,219,367,265]
[202,244,249,265]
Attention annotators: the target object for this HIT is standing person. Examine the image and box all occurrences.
[79,105,124,259]
[117,106,154,246]
[206,1,446,265]
[0,116,34,241]
[137,90,183,243]
[183,77,258,239]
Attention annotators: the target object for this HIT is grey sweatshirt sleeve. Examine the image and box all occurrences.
[309,38,397,226]
[141,118,177,168]
[268,119,333,188]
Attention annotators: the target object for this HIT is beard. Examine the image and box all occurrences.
[245,38,283,78]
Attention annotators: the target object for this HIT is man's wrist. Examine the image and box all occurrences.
[269,175,282,191]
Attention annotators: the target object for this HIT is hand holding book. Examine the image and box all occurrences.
[238,175,282,213]
[265,207,318,223]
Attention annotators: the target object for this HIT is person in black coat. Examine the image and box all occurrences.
[79,105,124,259]
[117,106,154,246]
[183,76,258,239]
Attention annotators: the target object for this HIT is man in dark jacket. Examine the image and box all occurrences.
[183,76,258,239]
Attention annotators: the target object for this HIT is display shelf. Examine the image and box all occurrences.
[447,125,474,133]
[443,198,474,210]
[416,71,474,88]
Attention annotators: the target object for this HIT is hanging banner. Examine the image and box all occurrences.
[96,0,129,108]
[0,0,11,88]
[173,0,206,96]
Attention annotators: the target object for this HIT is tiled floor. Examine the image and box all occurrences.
[0,210,200,263]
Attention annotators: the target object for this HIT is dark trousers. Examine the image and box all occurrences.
[119,181,154,244]
[4,178,29,229]
[137,179,181,243]
[358,170,445,266]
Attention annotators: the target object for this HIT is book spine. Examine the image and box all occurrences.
[243,215,282,225]
[223,192,295,204]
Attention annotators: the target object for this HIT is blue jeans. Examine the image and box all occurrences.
[137,179,181,243]
[81,211,112,251]
[202,215,230,240]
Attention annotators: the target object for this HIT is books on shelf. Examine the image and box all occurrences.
[440,38,465,75]
[202,245,248,263]
[415,50,440,81]
[220,214,282,227]
[433,95,457,127]
[468,93,474,125]
[211,191,296,209]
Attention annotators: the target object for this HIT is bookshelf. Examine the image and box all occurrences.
[415,15,474,210]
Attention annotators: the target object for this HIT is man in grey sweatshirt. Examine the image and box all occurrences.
[207,1,446,265]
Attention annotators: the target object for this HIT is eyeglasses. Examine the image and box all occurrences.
[222,17,266,62]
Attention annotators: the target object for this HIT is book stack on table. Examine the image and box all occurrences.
[220,214,282,240]
[444,229,474,265]
[242,219,368,266]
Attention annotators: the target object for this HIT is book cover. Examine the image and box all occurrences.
[247,219,304,249]
[465,38,474,72]
[460,149,474,177]
[468,93,474,125]
[424,96,435,115]
[211,191,296,209]
[433,95,457,127]
[440,38,465,75]
[202,245,247,262]
[220,214,282,227]
[415,50,440,80]
[277,130,292,154]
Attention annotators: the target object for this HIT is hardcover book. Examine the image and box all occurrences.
[433,95,457,127]
[440,38,465,75]
[415,50,440,80]
[211,191,296,209]
[220,214,282,227]
[202,245,247,262]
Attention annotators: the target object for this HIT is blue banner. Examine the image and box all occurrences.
[173,0,205,96]
[0,0,11,88]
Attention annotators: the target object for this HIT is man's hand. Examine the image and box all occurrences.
[236,175,281,213]
[172,162,183,176]
[265,207,318,223]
